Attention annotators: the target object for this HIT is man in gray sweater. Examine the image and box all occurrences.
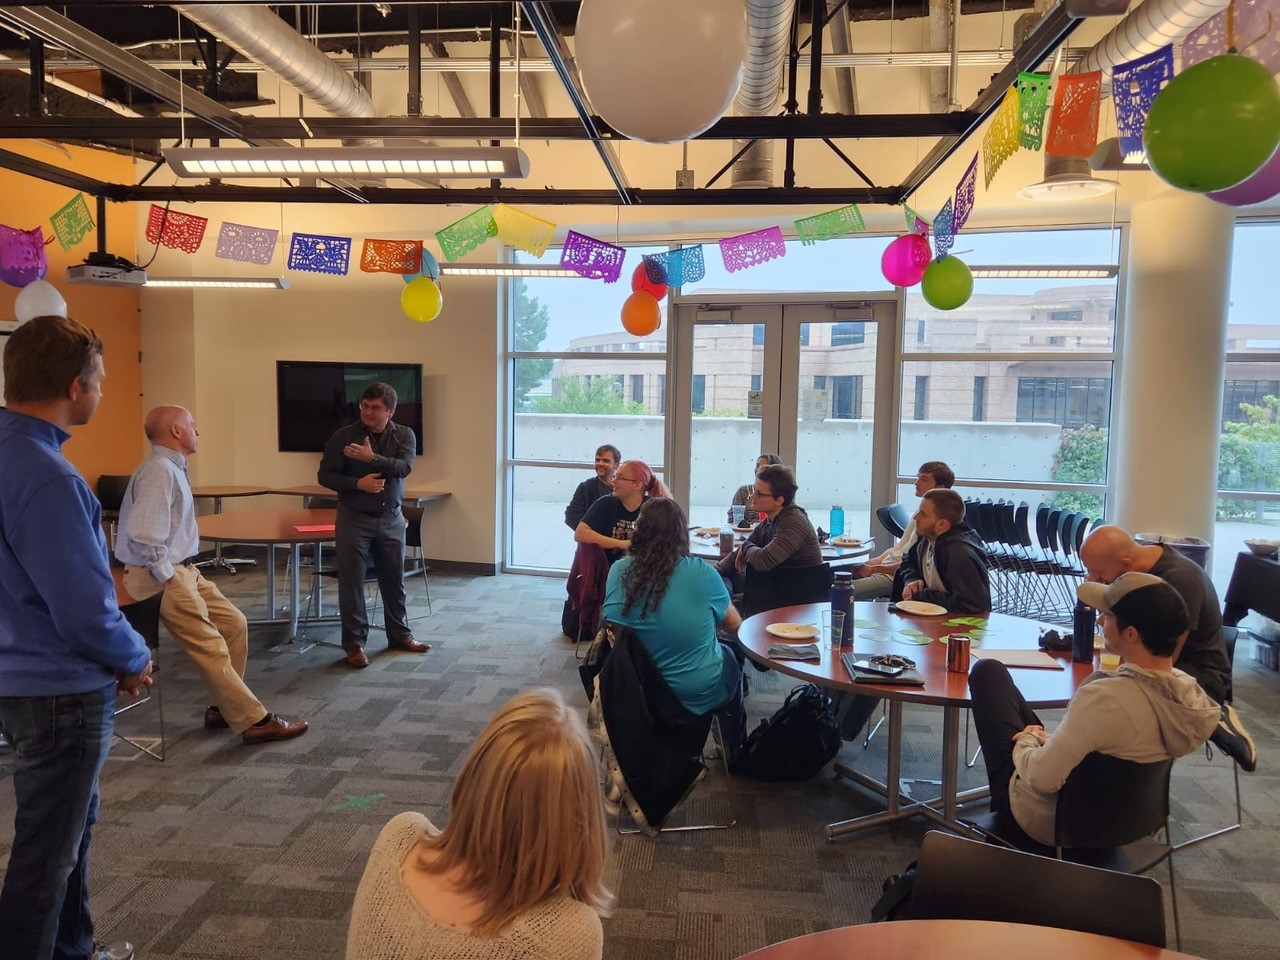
[968,573,1220,847]
[715,463,821,580]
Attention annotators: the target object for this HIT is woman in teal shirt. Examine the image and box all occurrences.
[602,498,746,757]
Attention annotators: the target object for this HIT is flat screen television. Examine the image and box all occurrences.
[276,360,424,454]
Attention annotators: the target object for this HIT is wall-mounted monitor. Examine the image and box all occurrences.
[276,360,424,454]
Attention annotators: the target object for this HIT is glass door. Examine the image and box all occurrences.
[671,296,899,541]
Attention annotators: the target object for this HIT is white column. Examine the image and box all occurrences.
[1112,193,1234,543]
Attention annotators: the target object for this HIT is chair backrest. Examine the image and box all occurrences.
[403,503,424,548]
[742,562,832,615]
[876,504,908,539]
[1055,752,1172,849]
[120,593,163,651]
[305,494,339,510]
[1014,502,1033,549]
[97,474,132,512]
[1046,507,1063,553]
[1073,512,1093,554]
[912,830,1167,948]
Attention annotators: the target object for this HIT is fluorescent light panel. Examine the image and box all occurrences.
[440,263,580,278]
[146,276,290,289]
[968,265,1119,279]
[166,146,530,179]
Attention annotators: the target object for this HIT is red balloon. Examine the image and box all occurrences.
[631,262,668,300]
[621,290,661,336]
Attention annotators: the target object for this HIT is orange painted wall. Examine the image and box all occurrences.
[1,143,142,487]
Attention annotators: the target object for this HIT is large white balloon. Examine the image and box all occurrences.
[575,0,748,144]
[14,280,67,324]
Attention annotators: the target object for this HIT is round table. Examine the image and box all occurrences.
[739,602,1095,839]
[690,533,875,566]
[190,485,270,572]
[197,508,339,646]
[735,919,1198,960]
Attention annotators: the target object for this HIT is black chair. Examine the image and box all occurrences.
[741,562,832,617]
[913,830,1168,948]
[97,474,132,555]
[114,589,166,761]
[875,504,910,540]
[403,503,432,615]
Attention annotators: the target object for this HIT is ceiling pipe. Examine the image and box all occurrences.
[1071,0,1229,75]
[733,0,798,189]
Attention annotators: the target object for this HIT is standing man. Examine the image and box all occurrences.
[0,315,152,960]
[564,443,620,529]
[1079,524,1255,770]
[115,406,308,745]
[853,460,954,600]
[319,382,427,669]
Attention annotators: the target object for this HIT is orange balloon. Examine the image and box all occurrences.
[621,290,661,336]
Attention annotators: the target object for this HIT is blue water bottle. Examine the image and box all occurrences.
[829,504,845,539]
[830,570,854,647]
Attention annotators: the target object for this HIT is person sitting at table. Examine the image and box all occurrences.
[346,688,611,960]
[116,405,309,744]
[968,573,1219,847]
[726,453,782,525]
[565,443,621,529]
[853,460,954,600]
[896,489,990,614]
[575,459,669,566]
[715,463,822,583]
[602,498,747,759]
[1079,524,1254,771]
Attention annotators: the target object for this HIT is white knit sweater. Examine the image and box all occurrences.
[346,813,604,960]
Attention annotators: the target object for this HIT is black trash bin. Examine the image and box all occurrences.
[1135,533,1211,570]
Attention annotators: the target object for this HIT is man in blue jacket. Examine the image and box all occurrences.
[0,315,153,960]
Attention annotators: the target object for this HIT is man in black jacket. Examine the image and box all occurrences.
[318,381,426,668]
[564,443,620,529]
[899,489,991,614]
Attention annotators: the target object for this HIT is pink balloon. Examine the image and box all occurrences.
[1207,147,1280,206]
[880,234,933,287]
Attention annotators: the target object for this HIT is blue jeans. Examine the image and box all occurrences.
[0,685,115,960]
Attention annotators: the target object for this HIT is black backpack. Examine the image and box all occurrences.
[729,683,841,781]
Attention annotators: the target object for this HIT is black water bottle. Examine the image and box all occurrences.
[1072,600,1096,664]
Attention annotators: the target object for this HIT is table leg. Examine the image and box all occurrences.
[940,704,961,823]
[827,701,924,841]
[195,497,257,573]
[266,543,276,614]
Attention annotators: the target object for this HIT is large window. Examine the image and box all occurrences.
[1016,376,1111,428]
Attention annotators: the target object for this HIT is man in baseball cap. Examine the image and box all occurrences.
[967,572,1221,847]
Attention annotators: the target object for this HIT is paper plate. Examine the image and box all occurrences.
[733,525,754,534]
[698,527,720,537]
[831,536,863,547]
[895,600,948,617]
[765,622,821,640]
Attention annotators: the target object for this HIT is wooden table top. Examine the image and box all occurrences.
[189,485,272,499]
[735,919,1199,959]
[690,532,875,563]
[197,508,338,544]
[267,484,450,504]
[740,602,1096,708]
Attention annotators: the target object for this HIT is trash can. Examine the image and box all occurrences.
[1135,533,1211,570]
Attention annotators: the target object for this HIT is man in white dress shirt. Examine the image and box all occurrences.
[116,406,308,744]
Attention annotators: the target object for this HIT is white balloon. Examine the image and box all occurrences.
[575,0,748,144]
[14,280,67,325]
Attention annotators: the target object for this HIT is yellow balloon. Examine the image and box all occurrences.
[401,276,443,323]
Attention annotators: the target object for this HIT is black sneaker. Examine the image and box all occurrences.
[1210,703,1257,773]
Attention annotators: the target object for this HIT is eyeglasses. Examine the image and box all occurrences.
[615,475,641,485]
[749,487,776,500]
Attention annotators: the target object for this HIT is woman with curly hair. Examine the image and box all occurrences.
[601,497,746,756]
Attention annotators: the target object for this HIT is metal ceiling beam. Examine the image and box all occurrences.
[521,0,633,204]
[894,0,1081,201]
[427,40,478,119]
[0,146,119,196]
[0,113,981,142]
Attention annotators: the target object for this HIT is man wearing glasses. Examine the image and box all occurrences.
[715,463,821,581]
[319,382,427,669]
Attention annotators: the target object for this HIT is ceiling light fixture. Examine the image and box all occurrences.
[165,146,531,179]
[145,276,291,289]
[1017,154,1118,202]
[1089,137,1150,172]
[439,263,581,278]
[968,265,1119,279]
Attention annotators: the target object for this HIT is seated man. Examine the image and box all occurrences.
[1079,524,1255,770]
[116,406,308,745]
[565,443,620,529]
[968,573,1220,847]
[715,463,822,584]
[853,460,954,600]
[898,489,990,614]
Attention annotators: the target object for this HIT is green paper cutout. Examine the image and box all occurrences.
[435,205,497,262]
[50,192,94,252]
[1016,71,1051,150]
[893,634,934,646]
[331,792,386,812]
[795,204,865,245]
[853,619,881,628]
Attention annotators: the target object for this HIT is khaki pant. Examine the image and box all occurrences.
[122,564,266,733]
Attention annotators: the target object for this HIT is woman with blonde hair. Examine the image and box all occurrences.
[346,688,611,960]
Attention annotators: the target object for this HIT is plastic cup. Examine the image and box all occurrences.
[823,609,846,649]
[732,504,746,527]
[1100,652,1122,670]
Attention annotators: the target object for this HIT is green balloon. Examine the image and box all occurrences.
[1144,54,1280,193]
[921,256,973,311]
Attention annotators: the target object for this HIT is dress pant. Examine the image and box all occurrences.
[336,505,410,651]
[968,658,1041,846]
[124,564,266,732]
[0,685,114,960]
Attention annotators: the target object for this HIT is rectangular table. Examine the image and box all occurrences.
[267,484,450,505]
[1222,550,1280,626]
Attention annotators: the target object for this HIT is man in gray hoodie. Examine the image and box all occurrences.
[968,572,1220,847]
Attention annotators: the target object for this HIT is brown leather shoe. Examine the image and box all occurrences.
[242,714,309,745]
[203,705,229,730]
[389,636,430,653]
[346,648,369,668]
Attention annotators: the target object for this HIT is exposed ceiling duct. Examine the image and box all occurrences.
[732,0,798,189]
[1072,0,1229,74]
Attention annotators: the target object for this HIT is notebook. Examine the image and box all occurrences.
[840,652,926,686]
[971,649,1065,670]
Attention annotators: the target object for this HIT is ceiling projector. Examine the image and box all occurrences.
[66,252,147,286]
